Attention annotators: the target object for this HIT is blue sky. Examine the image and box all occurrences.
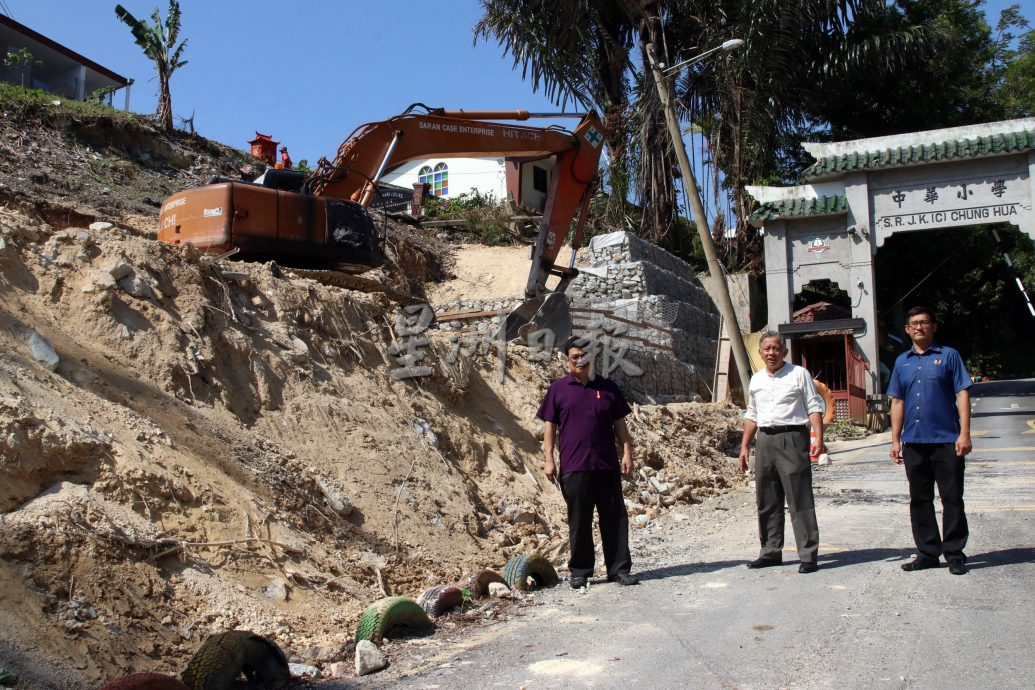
[6,1,1026,180]
[6,1,566,166]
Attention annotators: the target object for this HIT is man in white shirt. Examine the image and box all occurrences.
[739,332,825,574]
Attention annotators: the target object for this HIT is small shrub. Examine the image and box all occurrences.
[826,419,863,439]
[422,191,514,246]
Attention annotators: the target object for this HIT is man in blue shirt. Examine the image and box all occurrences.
[887,306,972,575]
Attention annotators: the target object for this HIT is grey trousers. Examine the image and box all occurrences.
[755,429,819,563]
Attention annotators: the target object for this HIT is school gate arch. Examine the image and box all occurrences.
[746,117,1035,403]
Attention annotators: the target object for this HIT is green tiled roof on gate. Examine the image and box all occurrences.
[802,130,1035,179]
[749,194,848,222]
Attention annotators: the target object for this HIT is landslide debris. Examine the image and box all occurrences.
[0,91,744,688]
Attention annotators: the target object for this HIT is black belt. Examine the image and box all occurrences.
[758,424,808,434]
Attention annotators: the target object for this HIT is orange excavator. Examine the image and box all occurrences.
[157,104,606,339]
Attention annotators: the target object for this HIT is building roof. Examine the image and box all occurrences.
[800,118,1035,180]
[249,132,278,144]
[748,194,847,223]
[0,14,128,86]
[778,318,866,337]
[793,301,852,323]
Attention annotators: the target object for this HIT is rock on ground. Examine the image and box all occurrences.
[355,640,388,676]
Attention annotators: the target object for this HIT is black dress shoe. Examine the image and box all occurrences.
[570,576,588,589]
[747,557,783,569]
[948,559,968,575]
[798,562,818,574]
[901,557,941,571]
[608,572,640,586]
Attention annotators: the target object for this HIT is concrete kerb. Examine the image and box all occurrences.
[824,430,893,460]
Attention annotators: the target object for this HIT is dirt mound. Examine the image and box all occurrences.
[0,98,743,688]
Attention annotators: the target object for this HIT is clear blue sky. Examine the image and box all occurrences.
[5,1,1025,175]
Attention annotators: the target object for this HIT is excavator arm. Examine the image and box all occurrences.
[308,106,605,300]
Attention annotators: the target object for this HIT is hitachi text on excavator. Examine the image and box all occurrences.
[157,105,606,339]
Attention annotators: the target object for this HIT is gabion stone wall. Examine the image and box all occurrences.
[428,297,525,333]
[424,232,720,403]
[569,232,720,403]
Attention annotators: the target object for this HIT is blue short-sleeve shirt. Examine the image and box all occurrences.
[536,374,631,473]
[886,344,971,443]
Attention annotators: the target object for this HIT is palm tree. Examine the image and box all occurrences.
[476,0,935,267]
[664,0,935,268]
[115,1,188,133]
[475,0,640,227]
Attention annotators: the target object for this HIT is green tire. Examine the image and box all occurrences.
[355,596,433,644]
[502,552,559,591]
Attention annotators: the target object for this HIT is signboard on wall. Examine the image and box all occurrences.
[872,173,1030,234]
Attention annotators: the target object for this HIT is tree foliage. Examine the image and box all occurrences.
[996,4,1035,117]
[475,0,939,266]
[4,48,42,88]
[475,1,637,229]
[876,226,1035,378]
[114,0,187,133]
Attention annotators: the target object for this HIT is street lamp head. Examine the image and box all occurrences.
[661,38,744,75]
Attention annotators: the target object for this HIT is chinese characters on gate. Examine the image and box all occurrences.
[877,177,1020,229]
[388,303,644,382]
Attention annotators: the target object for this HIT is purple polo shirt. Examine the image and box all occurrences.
[536,374,631,473]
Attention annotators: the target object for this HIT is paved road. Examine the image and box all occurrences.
[338,379,1035,689]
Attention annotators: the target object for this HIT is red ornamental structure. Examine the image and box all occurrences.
[247,132,279,166]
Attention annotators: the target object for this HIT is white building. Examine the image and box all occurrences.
[380,156,557,212]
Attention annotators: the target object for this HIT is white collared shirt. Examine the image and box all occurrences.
[744,363,825,426]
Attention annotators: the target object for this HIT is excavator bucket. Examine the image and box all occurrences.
[498,292,572,344]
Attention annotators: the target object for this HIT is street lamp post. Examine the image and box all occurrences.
[645,39,753,404]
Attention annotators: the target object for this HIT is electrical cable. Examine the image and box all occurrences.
[879,246,962,318]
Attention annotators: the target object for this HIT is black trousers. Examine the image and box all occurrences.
[755,429,819,563]
[558,470,631,579]
[903,443,968,561]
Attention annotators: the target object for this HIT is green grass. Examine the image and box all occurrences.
[421,190,515,246]
[0,82,142,127]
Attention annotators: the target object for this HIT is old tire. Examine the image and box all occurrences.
[181,630,289,690]
[463,568,507,598]
[355,596,433,645]
[100,673,189,690]
[416,585,463,617]
[502,552,559,591]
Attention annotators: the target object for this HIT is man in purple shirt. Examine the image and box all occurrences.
[888,306,972,575]
[537,337,637,589]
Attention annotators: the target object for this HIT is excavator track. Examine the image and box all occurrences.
[283,268,424,306]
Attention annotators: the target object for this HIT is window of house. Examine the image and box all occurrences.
[532,165,548,194]
[419,162,448,197]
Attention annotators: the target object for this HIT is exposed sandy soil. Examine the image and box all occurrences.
[0,101,744,689]
[426,243,588,305]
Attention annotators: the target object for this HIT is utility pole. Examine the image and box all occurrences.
[645,42,753,402]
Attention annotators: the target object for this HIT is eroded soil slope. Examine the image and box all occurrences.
[0,100,744,688]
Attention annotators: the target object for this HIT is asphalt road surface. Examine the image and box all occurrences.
[336,379,1035,690]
